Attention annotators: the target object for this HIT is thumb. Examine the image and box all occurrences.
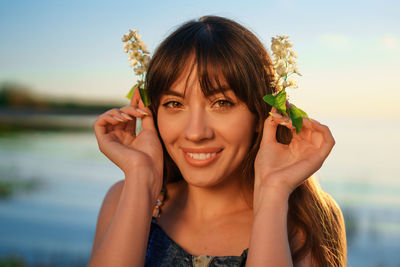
[136,88,157,133]
[130,84,140,107]
[261,116,278,144]
[261,109,279,144]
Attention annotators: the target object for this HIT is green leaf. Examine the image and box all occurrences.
[288,104,309,134]
[263,90,287,115]
[275,90,287,115]
[138,84,151,107]
[125,83,151,107]
[125,84,138,100]
[262,94,276,106]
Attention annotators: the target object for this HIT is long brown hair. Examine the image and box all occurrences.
[145,16,347,266]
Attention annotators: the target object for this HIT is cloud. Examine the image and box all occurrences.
[382,35,399,50]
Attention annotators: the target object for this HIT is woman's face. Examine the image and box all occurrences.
[157,63,257,188]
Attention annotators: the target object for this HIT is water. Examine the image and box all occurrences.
[0,116,399,266]
[0,129,123,266]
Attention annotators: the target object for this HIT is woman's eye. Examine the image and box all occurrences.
[213,99,233,109]
[162,101,182,109]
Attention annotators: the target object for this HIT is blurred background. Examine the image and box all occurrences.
[0,0,399,266]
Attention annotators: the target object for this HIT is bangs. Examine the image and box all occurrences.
[146,18,265,111]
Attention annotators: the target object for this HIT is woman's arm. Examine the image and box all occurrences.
[246,186,313,267]
[89,86,163,266]
[88,168,157,267]
[247,108,335,266]
[246,187,292,267]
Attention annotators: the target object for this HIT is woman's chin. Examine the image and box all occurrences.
[181,175,232,189]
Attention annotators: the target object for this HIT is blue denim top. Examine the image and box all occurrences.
[145,217,248,267]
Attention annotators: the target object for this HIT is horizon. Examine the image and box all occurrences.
[1,0,399,118]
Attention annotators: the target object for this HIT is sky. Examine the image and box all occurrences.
[1,0,399,117]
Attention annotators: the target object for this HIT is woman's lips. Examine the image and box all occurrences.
[181,148,222,167]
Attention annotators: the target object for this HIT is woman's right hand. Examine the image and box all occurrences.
[93,87,163,190]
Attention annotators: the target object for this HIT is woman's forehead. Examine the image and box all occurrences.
[165,59,231,98]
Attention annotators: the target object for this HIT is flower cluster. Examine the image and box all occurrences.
[263,35,308,133]
[122,29,151,106]
[270,35,302,93]
[122,29,151,76]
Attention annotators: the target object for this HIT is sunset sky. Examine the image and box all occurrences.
[1,0,399,117]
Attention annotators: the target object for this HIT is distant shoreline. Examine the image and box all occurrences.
[0,108,98,131]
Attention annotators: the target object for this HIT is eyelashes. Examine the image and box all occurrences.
[162,101,182,109]
[161,99,234,110]
[213,99,234,108]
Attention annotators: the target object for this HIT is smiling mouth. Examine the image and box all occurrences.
[186,152,217,160]
[182,150,222,167]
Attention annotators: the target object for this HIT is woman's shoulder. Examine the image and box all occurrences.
[90,180,124,255]
[100,180,125,212]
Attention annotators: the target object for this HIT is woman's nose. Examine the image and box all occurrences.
[184,109,214,142]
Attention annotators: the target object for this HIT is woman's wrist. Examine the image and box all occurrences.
[124,167,163,204]
[253,181,290,216]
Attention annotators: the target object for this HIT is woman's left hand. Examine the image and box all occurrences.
[254,107,335,199]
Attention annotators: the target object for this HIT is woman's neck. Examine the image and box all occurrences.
[176,177,253,223]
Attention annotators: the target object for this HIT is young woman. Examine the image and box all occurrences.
[89,16,347,267]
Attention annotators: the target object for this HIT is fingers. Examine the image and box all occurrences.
[119,106,149,118]
[262,107,298,143]
[311,121,336,159]
[301,116,313,130]
[107,108,134,122]
[296,116,335,158]
[94,113,121,136]
[93,107,147,137]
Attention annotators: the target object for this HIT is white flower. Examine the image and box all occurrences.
[122,29,151,79]
[134,65,146,75]
[129,29,137,38]
[293,68,302,76]
[289,50,298,58]
[130,42,139,51]
[275,61,287,76]
[122,34,130,42]
[270,34,301,91]
[142,55,150,65]
[287,56,296,64]
[287,77,298,88]
[284,41,294,47]
[130,58,138,67]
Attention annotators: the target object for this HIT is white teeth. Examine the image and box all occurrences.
[187,152,217,160]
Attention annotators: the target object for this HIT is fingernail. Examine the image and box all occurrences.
[137,108,149,115]
[113,116,124,122]
[269,111,283,118]
[121,112,133,120]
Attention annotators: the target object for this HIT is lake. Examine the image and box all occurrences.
[0,115,399,266]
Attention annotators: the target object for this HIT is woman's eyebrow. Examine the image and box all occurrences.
[163,87,232,98]
[163,90,184,97]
